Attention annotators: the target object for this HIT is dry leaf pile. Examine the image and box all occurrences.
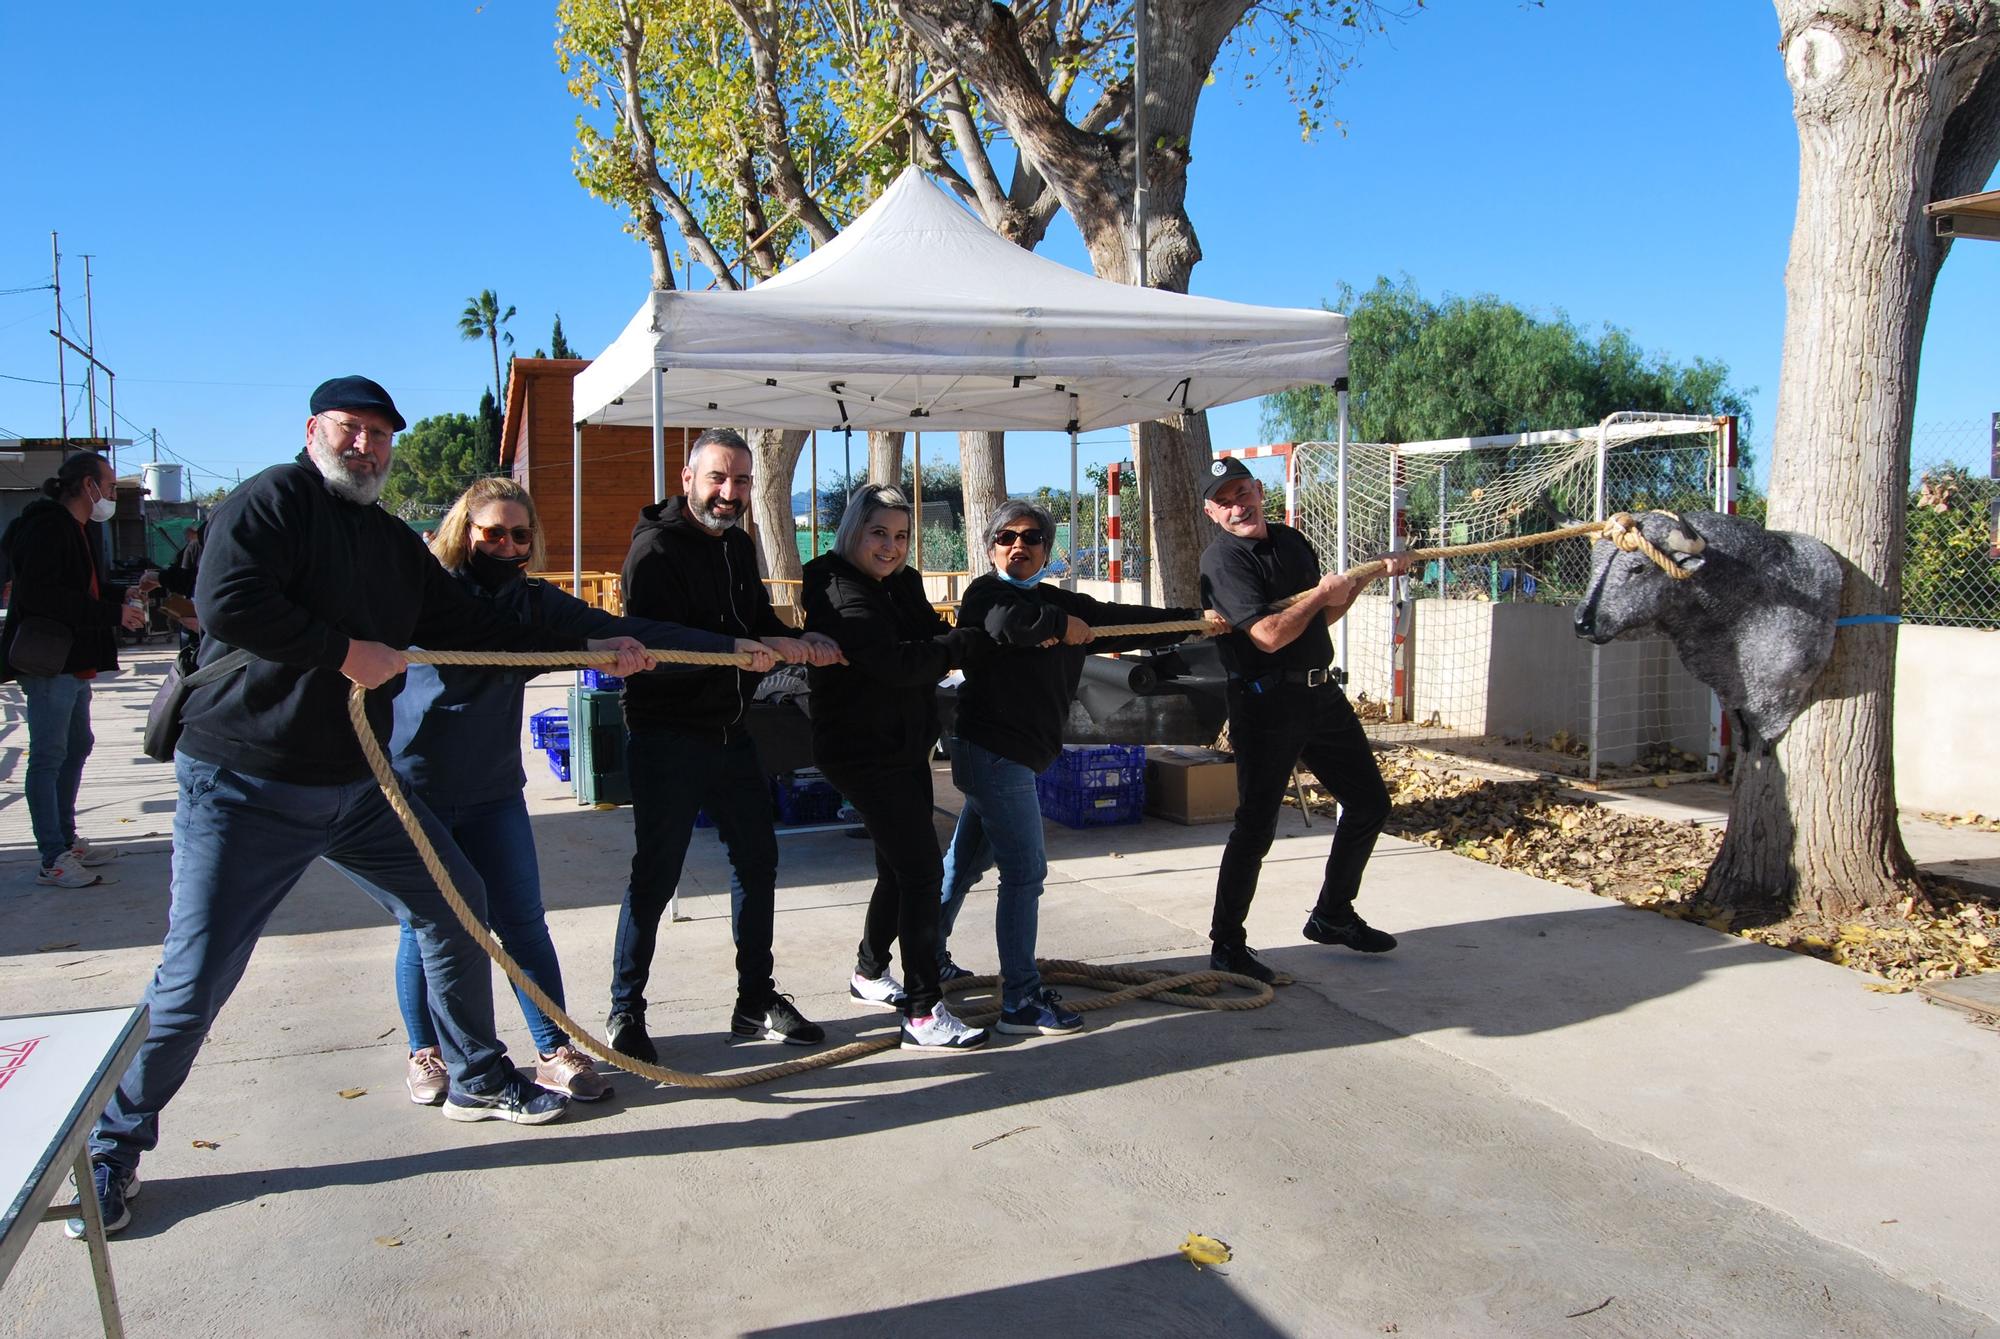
[1289,751,2000,986]
[1922,810,2000,833]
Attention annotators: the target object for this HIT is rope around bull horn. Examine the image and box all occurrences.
[345,677,1275,1091]
[340,510,1675,1089]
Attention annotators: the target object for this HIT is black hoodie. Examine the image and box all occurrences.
[0,496,128,680]
[619,494,790,735]
[177,452,581,785]
[801,552,984,771]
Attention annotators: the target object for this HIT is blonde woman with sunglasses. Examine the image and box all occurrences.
[386,477,776,1103]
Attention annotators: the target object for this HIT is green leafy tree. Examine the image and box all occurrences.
[382,413,486,520]
[459,289,517,397]
[473,389,503,476]
[1904,467,2000,627]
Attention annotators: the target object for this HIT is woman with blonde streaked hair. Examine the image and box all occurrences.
[385,474,779,1106]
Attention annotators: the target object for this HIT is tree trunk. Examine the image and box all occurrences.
[958,430,1008,567]
[868,430,905,486]
[749,428,807,581]
[1708,3,2000,919]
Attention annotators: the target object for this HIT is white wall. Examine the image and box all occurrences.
[1894,624,2000,815]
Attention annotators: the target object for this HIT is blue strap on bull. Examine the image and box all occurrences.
[1834,613,1901,627]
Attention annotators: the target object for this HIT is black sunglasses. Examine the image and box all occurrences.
[993,527,1047,548]
[475,524,535,546]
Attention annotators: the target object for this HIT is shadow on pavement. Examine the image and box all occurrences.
[742,1256,1285,1338]
[118,912,1770,1236]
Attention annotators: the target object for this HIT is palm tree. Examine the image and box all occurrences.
[458,289,517,398]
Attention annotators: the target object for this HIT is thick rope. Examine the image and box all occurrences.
[345,511,1677,1088]
[347,684,1272,1089]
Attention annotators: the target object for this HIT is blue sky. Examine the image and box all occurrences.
[1,2,1993,502]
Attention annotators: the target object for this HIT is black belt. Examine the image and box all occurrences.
[1230,667,1343,691]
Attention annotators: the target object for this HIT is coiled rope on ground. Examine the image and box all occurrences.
[345,513,1684,1089]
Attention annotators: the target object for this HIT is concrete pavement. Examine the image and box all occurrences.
[2,652,1996,1337]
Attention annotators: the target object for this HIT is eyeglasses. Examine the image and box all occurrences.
[474,524,535,546]
[993,528,1047,548]
[317,414,395,446]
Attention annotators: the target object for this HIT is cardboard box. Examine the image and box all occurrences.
[1144,746,1238,825]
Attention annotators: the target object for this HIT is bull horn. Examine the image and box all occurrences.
[1663,525,1705,555]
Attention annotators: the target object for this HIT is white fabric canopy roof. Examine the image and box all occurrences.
[573,167,1347,434]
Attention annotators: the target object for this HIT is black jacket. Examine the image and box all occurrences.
[801,553,981,771]
[0,497,128,680]
[178,452,580,785]
[619,496,790,735]
[953,575,1197,772]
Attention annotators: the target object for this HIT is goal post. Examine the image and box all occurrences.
[1290,412,1729,781]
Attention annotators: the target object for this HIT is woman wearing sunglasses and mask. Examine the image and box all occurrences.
[387,477,778,1103]
[802,484,991,1050]
[937,500,1221,1035]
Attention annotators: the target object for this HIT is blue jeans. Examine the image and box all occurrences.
[394,792,568,1056]
[612,726,777,1013]
[939,738,1049,1010]
[91,754,513,1175]
[21,673,92,866]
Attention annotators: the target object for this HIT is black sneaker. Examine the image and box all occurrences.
[1303,913,1398,953]
[443,1070,570,1125]
[63,1161,138,1239]
[1209,942,1277,984]
[730,990,826,1046]
[607,1009,657,1064]
[938,956,977,987]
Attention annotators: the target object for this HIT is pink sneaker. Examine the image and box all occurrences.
[405,1047,448,1105]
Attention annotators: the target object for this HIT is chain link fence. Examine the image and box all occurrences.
[1906,419,2000,628]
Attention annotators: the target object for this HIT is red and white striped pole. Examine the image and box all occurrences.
[1106,460,1124,601]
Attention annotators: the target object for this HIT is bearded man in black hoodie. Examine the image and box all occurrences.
[606,429,842,1058]
[74,377,654,1241]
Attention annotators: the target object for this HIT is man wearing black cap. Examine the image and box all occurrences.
[73,377,652,1239]
[1197,455,1410,984]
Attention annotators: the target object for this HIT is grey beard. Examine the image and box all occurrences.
[691,499,738,532]
[309,440,386,506]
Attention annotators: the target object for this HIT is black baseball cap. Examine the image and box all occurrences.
[310,375,406,432]
[1201,455,1256,502]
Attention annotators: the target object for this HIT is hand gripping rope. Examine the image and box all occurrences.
[343,513,1684,1090]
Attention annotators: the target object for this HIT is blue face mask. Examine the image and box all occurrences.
[996,565,1044,590]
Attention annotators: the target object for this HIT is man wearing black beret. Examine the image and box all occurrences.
[72,376,651,1238]
[1197,455,1410,985]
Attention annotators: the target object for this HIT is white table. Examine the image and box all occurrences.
[0,1005,148,1339]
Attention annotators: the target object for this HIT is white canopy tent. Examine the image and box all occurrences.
[569,166,1352,586]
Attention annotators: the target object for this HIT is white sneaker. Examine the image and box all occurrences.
[36,862,101,889]
[900,1001,987,1050]
[850,971,908,1011]
[68,838,116,867]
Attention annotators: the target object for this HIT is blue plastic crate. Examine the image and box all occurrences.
[530,708,568,751]
[1043,743,1146,791]
[1037,775,1144,828]
[581,667,624,692]
[773,770,844,825]
[544,745,572,782]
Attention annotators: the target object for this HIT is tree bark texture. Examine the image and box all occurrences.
[1710,2,1999,918]
[867,430,905,487]
[958,430,1008,563]
[750,428,808,580]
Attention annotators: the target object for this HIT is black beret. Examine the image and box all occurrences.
[1201,454,1256,502]
[310,375,406,432]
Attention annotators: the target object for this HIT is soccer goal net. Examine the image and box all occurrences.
[1291,412,1731,781]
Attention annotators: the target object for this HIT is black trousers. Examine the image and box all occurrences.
[817,755,945,1018]
[1212,681,1391,947]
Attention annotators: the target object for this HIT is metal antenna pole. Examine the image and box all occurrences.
[51,233,67,443]
[82,254,99,440]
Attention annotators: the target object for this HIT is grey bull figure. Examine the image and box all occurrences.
[1573,509,1843,750]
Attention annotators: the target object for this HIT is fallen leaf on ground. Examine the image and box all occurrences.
[191,1139,221,1150]
[37,942,80,952]
[1179,1232,1233,1269]
[1864,982,1914,994]
[375,1236,402,1248]
[337,1087,368,1099]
